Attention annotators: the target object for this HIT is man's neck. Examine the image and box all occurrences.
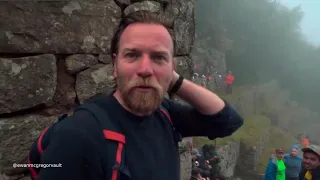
[306,166,320,172]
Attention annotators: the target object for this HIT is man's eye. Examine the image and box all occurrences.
[126,53,138,59]
[152,55,166,61]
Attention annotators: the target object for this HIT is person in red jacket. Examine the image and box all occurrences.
[225,71,234,94]
[301,137,310,148]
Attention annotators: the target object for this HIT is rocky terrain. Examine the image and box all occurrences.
[0,0,195,179]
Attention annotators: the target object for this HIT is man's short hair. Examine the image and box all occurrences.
[191,167,202,176]
[276,148,284,153]
[201,170,210,178]
[110,10,174,60]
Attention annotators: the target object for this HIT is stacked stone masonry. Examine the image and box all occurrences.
[214,86,272,180]
[214,128,270,180]
[216,142,240,178]
[234,127,270,179]
[0,0,195,180]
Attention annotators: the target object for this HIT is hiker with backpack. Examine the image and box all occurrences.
[202,144,221,180]
[28,11,243,180]
[264,148,286,180]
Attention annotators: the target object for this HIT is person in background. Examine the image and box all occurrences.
[201,170,211,180]
[200,75,207,88]
[192,149,202,168]
[194,65,201,75]
[197,144,209,169]
[202,144,221,180]
[208,154,221,180]
[264,148,286,180]
[301,136,310,148]
[299,145,320,180]
[193,73,199,82]
[284,145,303,180]
[190,167,203,180]
[224,71,234,94]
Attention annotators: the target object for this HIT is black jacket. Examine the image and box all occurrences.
[299,166,320,180]
[35,94,243,180]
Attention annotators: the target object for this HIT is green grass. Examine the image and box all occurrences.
[193,85,272,148]
[217,115,271,145]
[214,85,252,102]
[256,127,298,173]
[193,115,271,147]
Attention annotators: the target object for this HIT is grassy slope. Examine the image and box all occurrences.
[193,85,298,173]
[193,114,271,147]
[194,86,270,146]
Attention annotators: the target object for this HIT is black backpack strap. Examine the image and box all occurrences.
[159,105,182,143]
[28,113,69,180]
[159,105,173,126]
[74,103,127,180]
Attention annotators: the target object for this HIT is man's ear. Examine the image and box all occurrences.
[112,53,117,78]
[172,58,176,71]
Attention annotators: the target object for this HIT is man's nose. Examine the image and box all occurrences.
[137,54,153,78]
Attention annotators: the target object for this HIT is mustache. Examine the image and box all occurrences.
[130,79,160,89]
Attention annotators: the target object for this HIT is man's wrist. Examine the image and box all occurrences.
[169,72,180,90]
[168,72,183,97]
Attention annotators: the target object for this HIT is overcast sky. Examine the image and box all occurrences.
[280,0,320,45]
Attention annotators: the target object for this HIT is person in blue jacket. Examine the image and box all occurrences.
[284,145,303,180]
[264,148,286,180]
[197,145,207,169]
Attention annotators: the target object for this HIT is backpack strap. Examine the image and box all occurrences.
[159,105,173,126]
[28,114,69,180]
[74,103,127,180]
[36,126,50,155]
[36,114,68,155]
[159,105,182,143]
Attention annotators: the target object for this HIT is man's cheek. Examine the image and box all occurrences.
[160,78,171,91]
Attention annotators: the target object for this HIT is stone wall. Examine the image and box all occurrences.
[216,142,240,178]
[0,1,195,180]
[213,138,270,180]
[214,129,270,180]
[214,85,272,180]
[234,127,270,180]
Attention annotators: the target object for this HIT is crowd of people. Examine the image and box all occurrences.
[264,138,320,180]
[190,144,222,180]
[192,65,235,94]
[188,138,320,180]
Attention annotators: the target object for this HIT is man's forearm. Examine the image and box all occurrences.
[173,73,225,115]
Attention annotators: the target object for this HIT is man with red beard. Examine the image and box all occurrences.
[30,11,243,180]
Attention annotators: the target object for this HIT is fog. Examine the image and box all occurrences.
[280,0,320,45]
[193,0,320,145]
